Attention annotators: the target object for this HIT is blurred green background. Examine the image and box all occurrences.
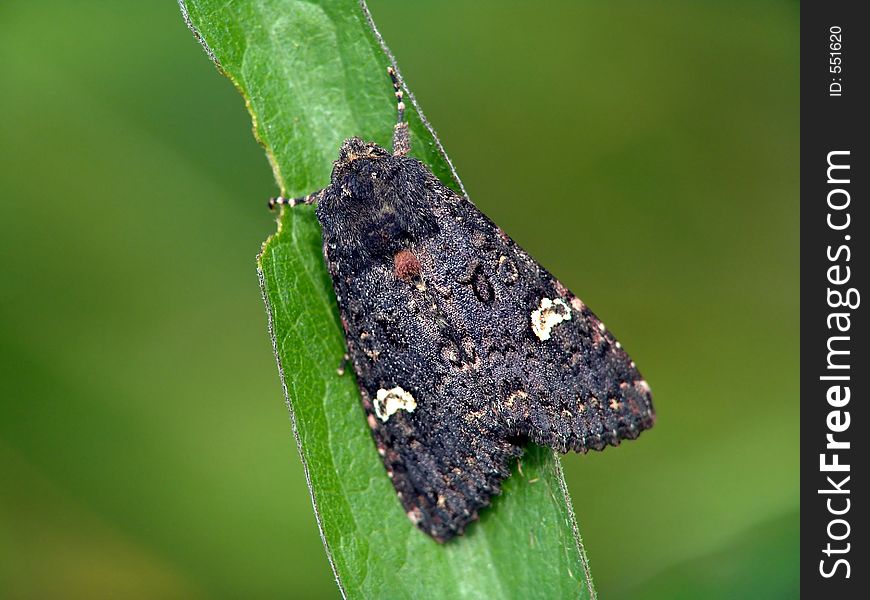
[0,1,798,598]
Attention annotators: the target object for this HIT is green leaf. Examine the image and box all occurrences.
[180,1,595,597]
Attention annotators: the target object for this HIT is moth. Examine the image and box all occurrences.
[271,68,655,542]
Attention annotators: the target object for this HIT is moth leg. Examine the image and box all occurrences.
[268,188,325,210]
[388,66,410,156]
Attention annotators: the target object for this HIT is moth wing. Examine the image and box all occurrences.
[360,393,521,541]
[333,243,523,541]
[326,167,653,540]
[429,194,656,454]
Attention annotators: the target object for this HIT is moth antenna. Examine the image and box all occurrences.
[268,189,324,210]
[388,66,405,123]
[388,66,411,156]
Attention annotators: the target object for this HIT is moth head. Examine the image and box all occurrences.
[336,137,390,166]
[317,138,440,262]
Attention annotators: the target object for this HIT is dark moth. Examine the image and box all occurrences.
[271,68,655,542]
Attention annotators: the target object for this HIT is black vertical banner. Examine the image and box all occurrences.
[802,1,867,596]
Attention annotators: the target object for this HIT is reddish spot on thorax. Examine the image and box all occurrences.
[394,249,421,281]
